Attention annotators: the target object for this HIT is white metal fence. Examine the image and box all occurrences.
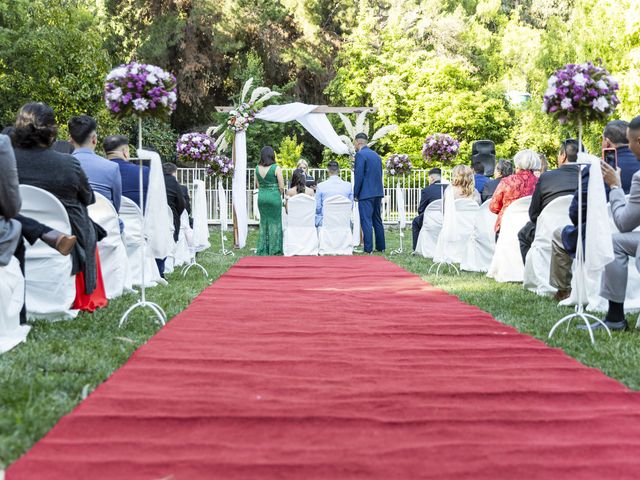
[176,167,449,225]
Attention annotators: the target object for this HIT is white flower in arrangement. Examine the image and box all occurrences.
[545,86,557,97]
[203,139,211,145]
[133,98,149,111]
[147,73,158,85]
[429,139,436,145]
[596,80,608,90]
[130,64,140,74]
[106,67,128,80]
[390,168,396,175]
[572,73,587,86]
[560,98,573,110]
[168,91,177,103]
[107,87,123,101]
[547,75,558,87]
[592,96,610,112]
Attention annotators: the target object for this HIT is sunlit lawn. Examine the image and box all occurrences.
[1,225,639,470]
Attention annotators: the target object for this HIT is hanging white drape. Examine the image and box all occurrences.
[396,180,406,229]
[192,179,211,252]
[218,178,228,232]
[232,102,350,248]
[138,149,171,259]
[583,153,614,272]
[434,184,458,262]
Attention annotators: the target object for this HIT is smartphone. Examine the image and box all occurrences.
[603,148,618,169]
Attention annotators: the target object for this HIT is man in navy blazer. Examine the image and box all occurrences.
[412,168,446,250]
[550,120,640,300]
[104,134,150,211]
[354,133,385,253]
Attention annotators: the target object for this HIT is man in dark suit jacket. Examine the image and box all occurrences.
[517,139,580,262]
[354,133,385,253]
[163,162,187,242]
[472,162,489,197]
[550,120,640,301]
[103,134,150,210]
[412,168,446,250]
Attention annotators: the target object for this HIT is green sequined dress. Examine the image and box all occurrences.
[256,164,283,255]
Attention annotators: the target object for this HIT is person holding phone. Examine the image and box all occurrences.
[602,120,640,194]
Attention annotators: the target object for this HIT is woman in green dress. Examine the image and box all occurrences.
[255,146,285,255]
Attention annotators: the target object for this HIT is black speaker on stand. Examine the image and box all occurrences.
[471,140,496,177]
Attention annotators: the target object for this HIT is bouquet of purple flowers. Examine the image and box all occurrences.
[542,62,619,124]
[385,154,412,176]
[104,62,177,119]
[422,133,459,163]
[206,154,234,180]
[176,132,216,164]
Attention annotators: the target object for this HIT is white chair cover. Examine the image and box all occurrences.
[88,193,131,299]
[138,149,172,260]
[465,200,497,273]
[487,195,532,283]
[318,195,353,255]
[19,185,76,320]
[435,197,479,265]
[163,205,177,275]
[523,195,573,295]
[119,196,162,287]
[284,194,319,256]
[169,210,192,269]
[415,200,443,258]
[192,179,210,253]
[0,256,30,354]
[352,200,361,247]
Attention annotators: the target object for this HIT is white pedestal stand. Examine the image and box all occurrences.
[216,178,234,257]
[390,181,405,255]
[548,160,611,344]
[119,117,167,327]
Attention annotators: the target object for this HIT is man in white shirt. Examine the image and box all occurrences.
[315,161,353,226]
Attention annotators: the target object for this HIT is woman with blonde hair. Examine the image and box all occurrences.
[490,149,539,235]
[450,165,481,204]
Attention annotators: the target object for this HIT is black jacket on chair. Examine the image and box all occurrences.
[481,178,501,203]
[529,163,581,224]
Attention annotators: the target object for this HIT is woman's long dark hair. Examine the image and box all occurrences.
[13,102,58,149]
[259,146,276,166]
[291,168,307,194]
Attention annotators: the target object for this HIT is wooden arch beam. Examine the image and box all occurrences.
[214,106,377,114]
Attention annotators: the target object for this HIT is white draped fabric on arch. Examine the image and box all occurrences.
[232,103,351,248]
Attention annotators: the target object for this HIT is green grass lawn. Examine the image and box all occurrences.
[1,226,639,469]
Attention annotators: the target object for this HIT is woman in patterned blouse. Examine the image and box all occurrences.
[490,150,540,235]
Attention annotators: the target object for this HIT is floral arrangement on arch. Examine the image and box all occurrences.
[422,133,459,164]
[176,132,216,164]
[227,78,281,133]
[385,154,412,177]
[104,62,177,119]
[542,62,620,124]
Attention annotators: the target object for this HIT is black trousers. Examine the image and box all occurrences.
[518,221,536,264]
[412,214,423,251]
[14,215,53,324]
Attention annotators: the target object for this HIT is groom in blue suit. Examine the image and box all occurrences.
[354,133,385,253]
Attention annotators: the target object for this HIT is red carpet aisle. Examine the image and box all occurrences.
[8,257,640,479]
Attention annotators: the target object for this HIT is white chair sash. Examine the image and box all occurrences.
[319,195,353,255]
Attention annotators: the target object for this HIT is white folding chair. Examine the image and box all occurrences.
[434,198,479,266]
[523,195,572,295]
[88,193,131,299]
[465,200,497,273]
[284,194,319,256]
[487,195,532,283]
[0,256,30,353]
[119,196,162,287]
[415,200,442,258]
[19,185,76,320]
[319,195,353,255]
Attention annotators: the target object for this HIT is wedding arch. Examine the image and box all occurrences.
[214,104,376,248]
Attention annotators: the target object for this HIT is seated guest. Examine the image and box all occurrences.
[157,162,187,277]
[69,115,122,213]
[104,135,149,209]
[12,103,107,312]
[451,165,481,203]
[591,116,640,330]
[294,158,316,189]
[285,169,315,214]
[52,140,74,154]
[490,150,539,236]
[517,139,580,262]
[315,160,353,226]
[534,153,549,177]
[550,120,639,301]
[472,161,489,196]
[481,159,513,203]
[1,134,76,324]
[412,167,446,250]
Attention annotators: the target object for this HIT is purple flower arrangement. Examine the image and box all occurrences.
[206,155,234,180]
[385,154,412,176]
[542,62,619,124]
[422,133,459,163]
[104,62,177,119]
[176,132,216,164]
